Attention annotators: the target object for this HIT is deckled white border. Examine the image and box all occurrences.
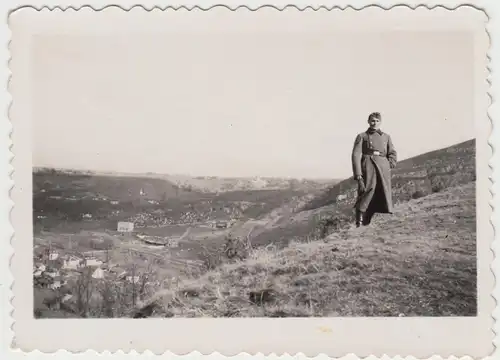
[1,0,498,359]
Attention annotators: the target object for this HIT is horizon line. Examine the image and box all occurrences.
[32,138,475,180]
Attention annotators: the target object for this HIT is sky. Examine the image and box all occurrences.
[32,29,474,179]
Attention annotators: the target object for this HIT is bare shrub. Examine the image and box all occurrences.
[314,213,351,239]
[97,279,117,317]
[59,256,162,318]
[200,246,223,270]
[431,178,447,193]
[222,234,249,261]
[411,190,427,199]
[199,234,252,271]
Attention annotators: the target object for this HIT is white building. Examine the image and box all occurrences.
[37,264,46,272]
[92,268,105,279]
[33,270,42,277]
[63,256,82,270]
[49,251,59,261]
[49,280,62,290]
[126,275,140,284]
[85,258,103,267]
[117,222,134,233]
[45,270,60,278]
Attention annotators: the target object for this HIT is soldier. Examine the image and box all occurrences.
[351,112,397,227]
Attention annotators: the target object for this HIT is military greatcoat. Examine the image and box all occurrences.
[351,129,397,214]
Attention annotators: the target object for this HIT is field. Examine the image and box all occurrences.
[32,139,477,318]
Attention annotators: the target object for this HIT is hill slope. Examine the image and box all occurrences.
[163,174,339,193]
[33,169,198,202]
[141,181,476,317]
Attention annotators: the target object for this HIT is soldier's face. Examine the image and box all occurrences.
[368,117,381,129]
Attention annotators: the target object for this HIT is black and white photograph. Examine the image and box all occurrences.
[30,12,479,320]
[7,3,494,357]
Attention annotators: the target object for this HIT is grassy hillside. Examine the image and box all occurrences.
[139,181,476,317]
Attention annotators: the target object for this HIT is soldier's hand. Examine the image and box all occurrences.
[357,179,366,193]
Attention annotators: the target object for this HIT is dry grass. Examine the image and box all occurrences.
[139,182,476,318]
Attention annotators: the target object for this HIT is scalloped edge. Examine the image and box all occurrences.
[2,2,497,358]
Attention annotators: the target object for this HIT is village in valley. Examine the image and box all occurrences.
[32,169,332,317]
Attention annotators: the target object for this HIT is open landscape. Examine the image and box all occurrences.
[33,139,476,318]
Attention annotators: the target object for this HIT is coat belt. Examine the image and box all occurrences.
[364,151,383,156]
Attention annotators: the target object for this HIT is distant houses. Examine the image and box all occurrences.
[34,243,157,301]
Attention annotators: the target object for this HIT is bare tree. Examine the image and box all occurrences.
[74,266,94,317]
[97,279,115,317]
[130,263,138,307]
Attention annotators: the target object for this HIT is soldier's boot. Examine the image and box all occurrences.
[362,210,374,226]
[355,210,364,228]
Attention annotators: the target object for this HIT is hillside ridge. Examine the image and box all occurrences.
[33,167,340,194]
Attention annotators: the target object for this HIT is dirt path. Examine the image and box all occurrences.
[178,227,191,240]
